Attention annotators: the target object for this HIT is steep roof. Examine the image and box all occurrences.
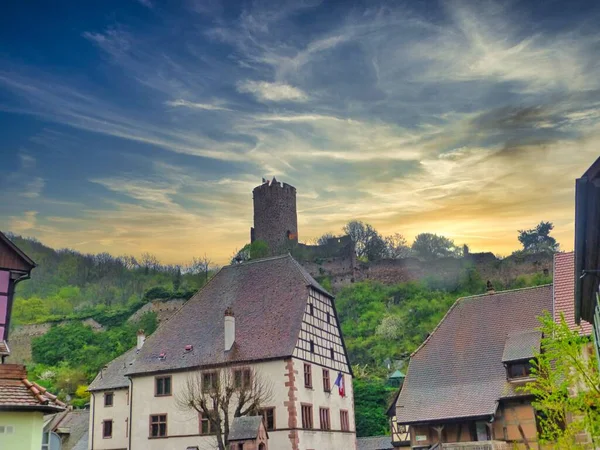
[128,254,332,376]
[356,436,395,450]
[88,346,137,392]
[0,231,36,272]
[0,364,66,413]
[501,330,542,363]
[228,416,265,441]
[554,252,593,335]
[396,285,552,425]
[45,409,89,450]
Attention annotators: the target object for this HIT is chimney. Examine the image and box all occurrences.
[224,307,235,352]
[137,329,146,350]
[486,280,495,295]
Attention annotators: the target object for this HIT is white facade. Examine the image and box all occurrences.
[89,287,356,450]
[89,388,129,450]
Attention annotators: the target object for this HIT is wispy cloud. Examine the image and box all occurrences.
[237,80,307,102]
[165,99,232,111]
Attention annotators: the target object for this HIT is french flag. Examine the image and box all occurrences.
[334,372,345,397]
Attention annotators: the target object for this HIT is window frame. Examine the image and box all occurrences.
[319,407,331,430]
[155,375,172,397]
[507,360,533,379]
[199,410,216,435]
[233,368,252,390]
[322,368,331,392]
[202,371,219,393]
[301,403,313,430]
[258,407,276,431]
[149,414,168,438]
[102,419,113,439]
[304,363,312,388]
[340,410,350,432]
[104,392,114,407]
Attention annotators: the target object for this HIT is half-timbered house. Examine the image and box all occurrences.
[88,254,356,450]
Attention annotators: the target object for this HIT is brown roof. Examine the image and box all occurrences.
[0,231,36,272]
[0,364,66,412]
[127,254,338,376]
[88,346,137,392]
[396,285,552,425]
[553,252,593,335]
[501,330,542,363]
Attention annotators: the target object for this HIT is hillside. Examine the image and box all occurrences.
[6,234,553,436]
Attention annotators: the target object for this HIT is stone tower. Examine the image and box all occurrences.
[251,178,298,255]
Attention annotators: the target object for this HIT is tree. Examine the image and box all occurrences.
[230,241,270,264]
[521,313,600,448]
[518,221,560,254]
[383,233,413,259]
[176,367,273,450]
[411,233,460,261]
[343,221,387,261]
[315,232,337,246]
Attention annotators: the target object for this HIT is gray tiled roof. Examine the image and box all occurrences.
[502,330,542,363]
[88,347,137,391]
[356,436,394,450]
[128,254,332,376]
[396,285,552,425]
[228,416,263,441]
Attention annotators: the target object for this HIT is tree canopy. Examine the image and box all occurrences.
[411,233,461,260]
[518,221,560,253]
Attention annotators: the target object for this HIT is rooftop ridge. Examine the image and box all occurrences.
[410,284,553,358]
[222,254,289,269]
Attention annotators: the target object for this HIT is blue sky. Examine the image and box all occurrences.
[1,0,600,263]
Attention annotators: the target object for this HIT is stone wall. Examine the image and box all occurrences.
[126,298,186,324]
[8,318,105,364]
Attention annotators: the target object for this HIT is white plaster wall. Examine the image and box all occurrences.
[130,359,293,450]
[291,357,356,450]
[90,389,129,450]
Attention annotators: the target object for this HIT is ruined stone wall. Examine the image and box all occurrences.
[126,298,186,324]
[252,179,298,255]
[8,319,105,364]
[297,249,553,293]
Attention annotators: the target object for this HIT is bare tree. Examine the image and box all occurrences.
[384,233,413,259]
[176,367,273,450]
[187,254,214,284]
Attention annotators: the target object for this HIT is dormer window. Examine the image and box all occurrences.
[507,360,534,379]
[501,330,541,381]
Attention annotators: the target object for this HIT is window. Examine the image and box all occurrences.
[340,410,350,432]
[326,312,331,323]
[125,418,129,438]
[259,407,275,430]
[309,340,315,353]
[301,404,313,429]
[103,420,113,438]
[507,361,533,379]
[237,444,244,450]
[234,368,252,390]
[149,414,167,438]
[104,392,114,407]
[155,376,172,396]
[330,347,335,360]
[322,369,330,392]
[319,407,331,430]
[202,371,219,392]
[309,303,314,315]
[0,426,14,434]
[200,411,215,435]
[304,363,312,388]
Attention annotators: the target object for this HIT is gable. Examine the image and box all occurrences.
[0,233,35,273]
[292,287,351,374]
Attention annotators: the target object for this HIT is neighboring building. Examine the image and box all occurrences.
[0,364,66,450]
[0,230,36,360]
[574,156,600,369]
[554,252,593,335]
[44,408,90,450]
[356,435,396,450]
[88,254,356,450]
[396,285,553,449]
[228,416,268,450]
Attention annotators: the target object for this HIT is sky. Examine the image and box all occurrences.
[1,0,600,265]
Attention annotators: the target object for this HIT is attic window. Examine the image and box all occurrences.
[507,361,534,379]
[326,312,331,323]
[158,352,166,361]
[309,304,314,315]
[309,340,315,353]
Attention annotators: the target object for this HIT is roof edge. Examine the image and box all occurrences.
[410,284,553,358]
[0,231,36,268]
